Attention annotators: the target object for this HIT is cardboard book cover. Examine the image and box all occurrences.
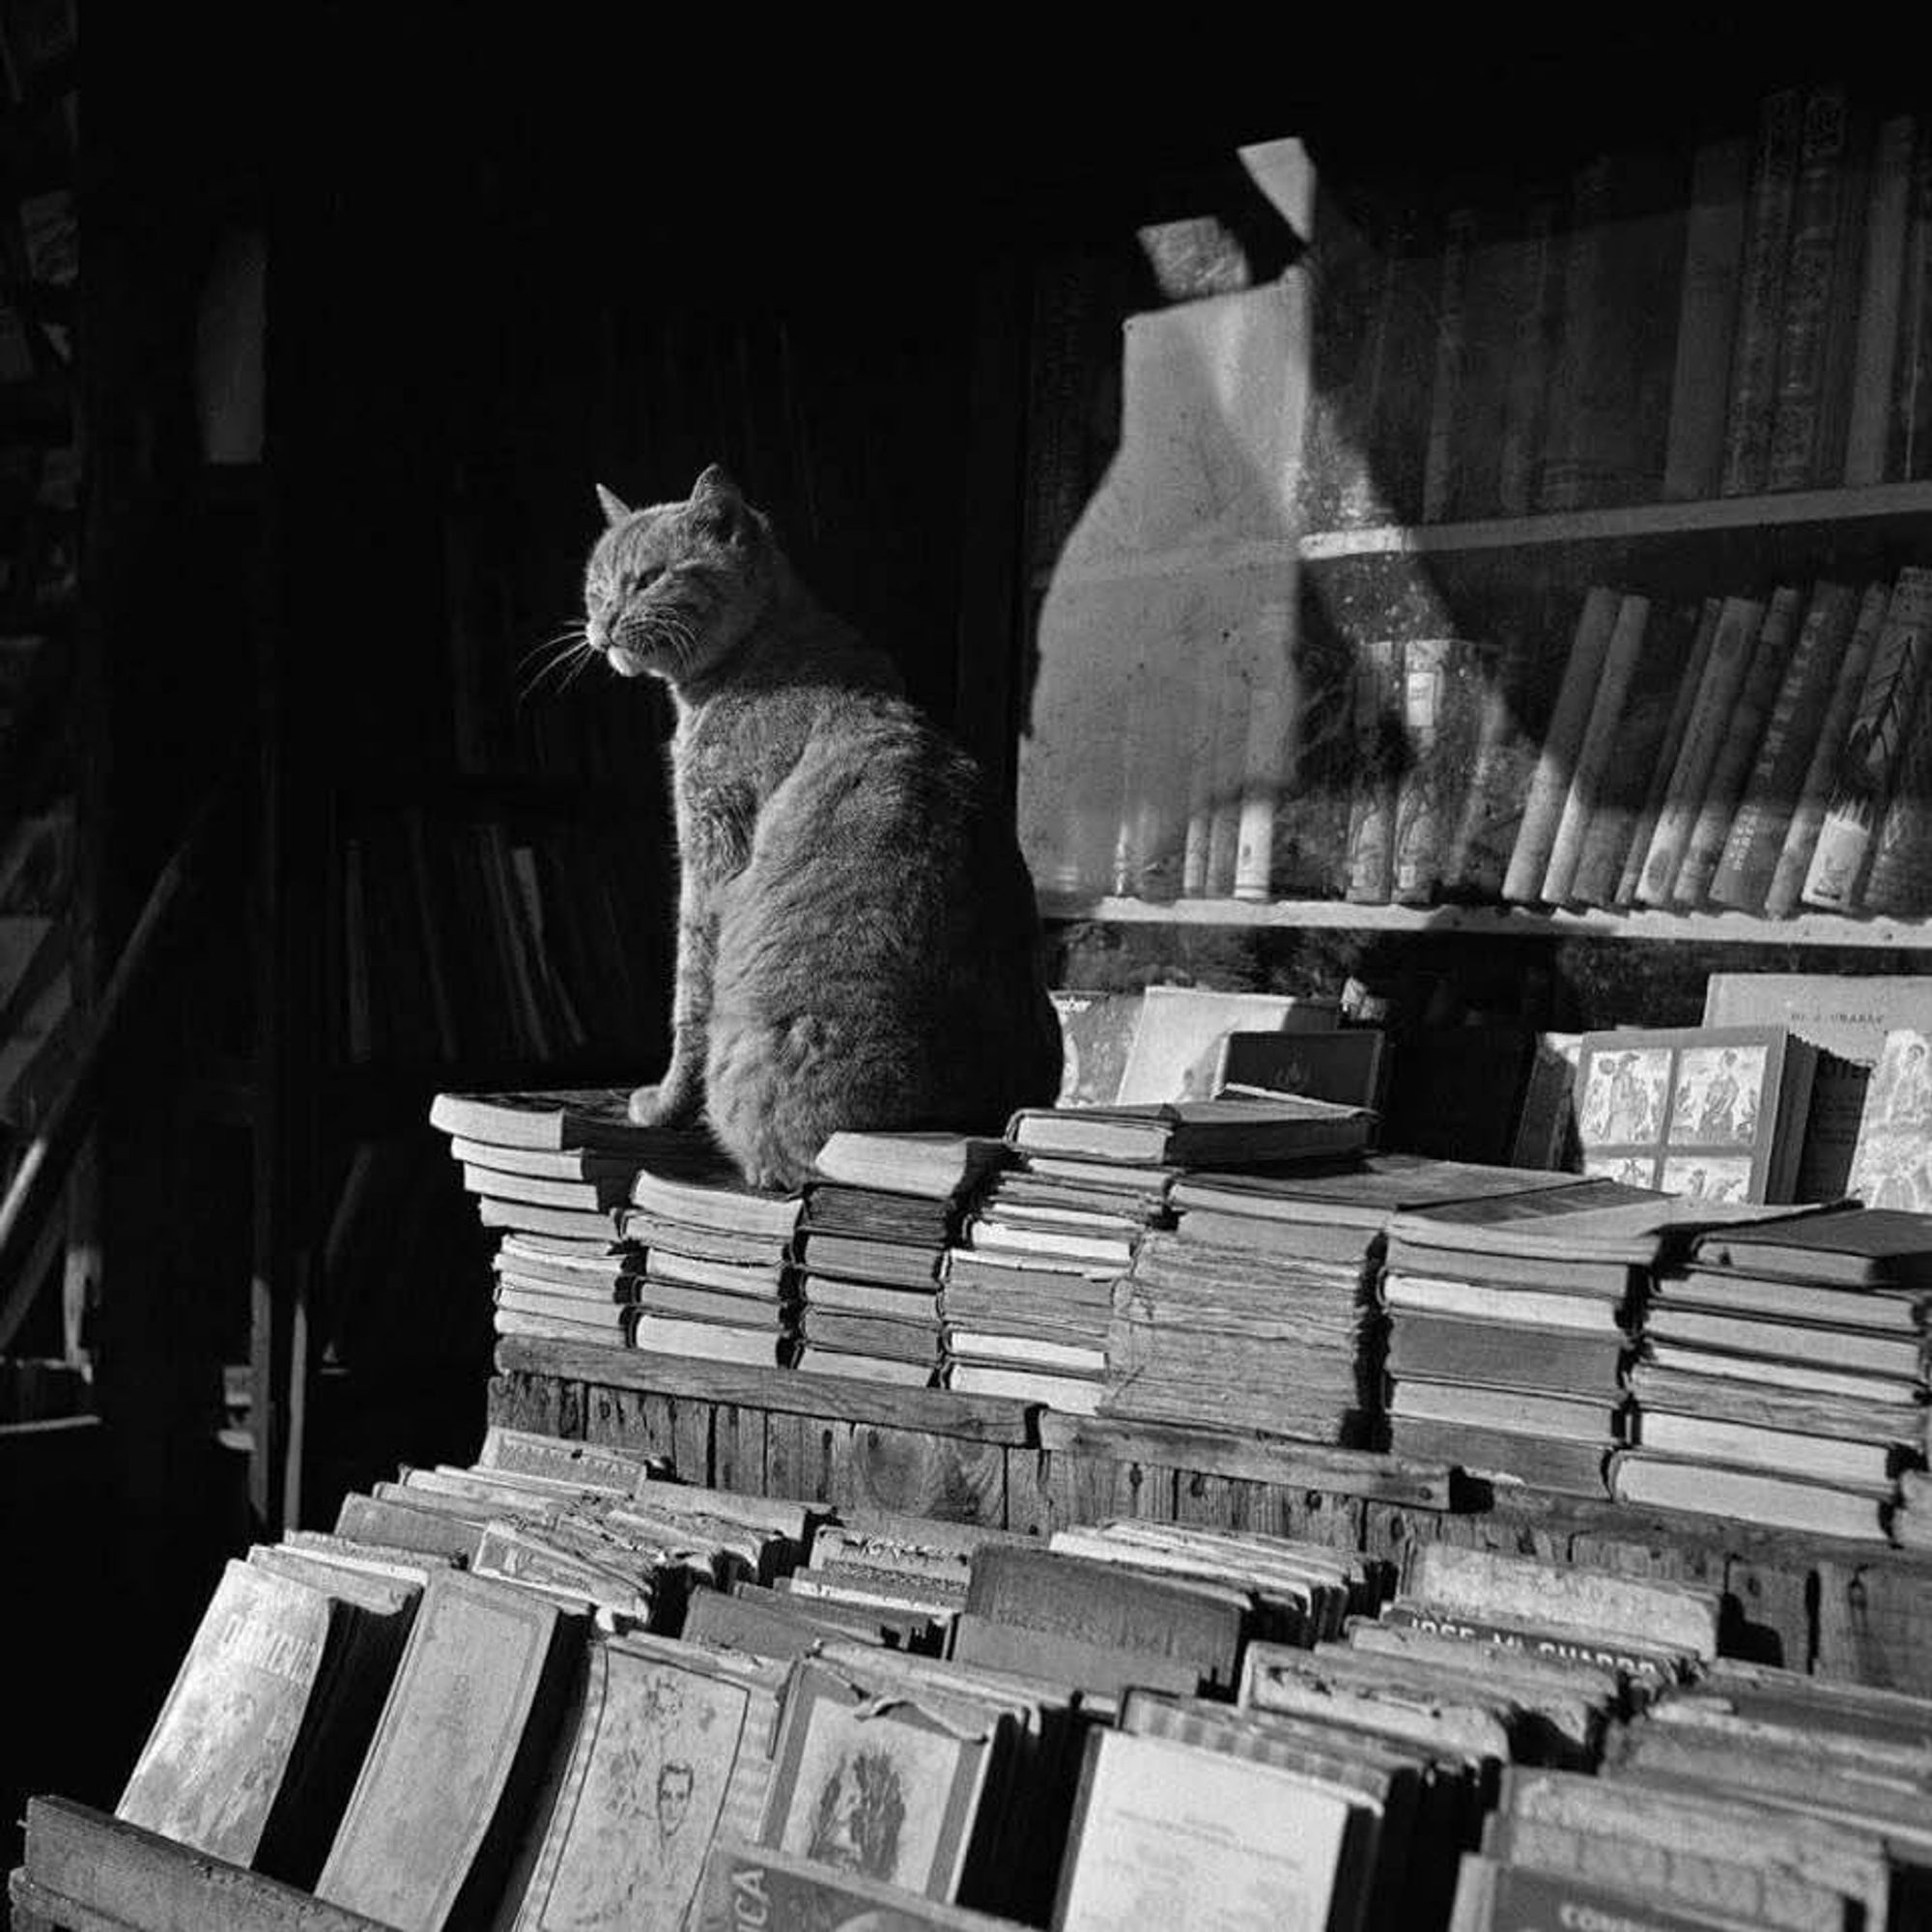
[1046,989,1145,1108]
[695,1836,1027,1930]
[1572,1024,1818,1203]
[1846,1028,1932,1210]
[758,1662,1004,1903]
[509,1637,781,1932]
[1115,984,1339,1106]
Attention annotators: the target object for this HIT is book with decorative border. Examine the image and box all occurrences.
[1571,1024,1819,1204]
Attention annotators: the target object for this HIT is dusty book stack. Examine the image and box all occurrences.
[1622,1206,1932,1542]
[616,1158,806,1368]
[789,1131,1008,1390]
[1379,1182,1751,1496]
[1114,1152,1582,1447]
[428,1088,720,1348]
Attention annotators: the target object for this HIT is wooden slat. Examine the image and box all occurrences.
[831,1423,1007,1523]
[11,1869,109,1932]
[1036,1412,1452,1508]
[22,1798,393,1932]
[492,1338,1036,1444]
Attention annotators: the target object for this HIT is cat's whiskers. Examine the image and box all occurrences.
[517,633,598,701]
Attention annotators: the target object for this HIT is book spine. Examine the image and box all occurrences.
[1501,586,1621,902]
[1890,124,1932,482]
[1632,596,1765,904]
[1539,593,1651,903]
[1233,670,1287,903]
[1843,114,1918,485]
[1802,564,1932,908]
[1810,105,1876,487]
[1612,598,1722,906]
[1856,670,1932,914]
[1671,583,1805,903]
[1439,632,1528,896]
[1720,87,1804,497]
[1344,639,1401,902]
[1494,194,1564,519]
[1535,157,1613,513]
[1391,638,1473,905]
[1761,579,1890,916]
[1662,135,1750,502]
[1179,666,1222,897]
[1420,208,1477,523]
[1707,581,1858,909]
[1765,87,1854,491]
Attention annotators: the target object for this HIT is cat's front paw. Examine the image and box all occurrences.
[629,1079,702,1127]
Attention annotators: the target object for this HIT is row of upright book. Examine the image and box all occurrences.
[1299,80,1932,533]
[1089,563,1932,917]
[99,1424,1932,1931]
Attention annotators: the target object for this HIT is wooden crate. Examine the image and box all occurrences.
[492,1336,1932,1693]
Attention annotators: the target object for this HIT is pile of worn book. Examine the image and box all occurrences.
[430,1088,805,1364]
[790,1130,1009,1389]
[1117,1152,1582,1446]
[1621,1206,1932,1542]
[98,1420,1932,1932]
[967,1093,1377,1429]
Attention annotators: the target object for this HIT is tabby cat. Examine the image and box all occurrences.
[584,466,1063,1188]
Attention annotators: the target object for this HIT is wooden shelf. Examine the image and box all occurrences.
[1031,481,1932,588]
[1039,894,1932,951]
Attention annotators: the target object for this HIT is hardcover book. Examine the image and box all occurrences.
[314,1572,585,1930]
[1115,985,1338,1106]
[694,1837,1027,1931]
[1006,1094,1371,1167]
[1845,1028,1932,1210]
[430,1090,715,1158]
[1213,1027,1388,1114]
[1571,1025,1819,1202]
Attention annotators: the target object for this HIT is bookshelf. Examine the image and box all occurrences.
[1015,73,1932,986]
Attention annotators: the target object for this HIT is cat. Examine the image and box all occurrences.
[583,465,1064,1189]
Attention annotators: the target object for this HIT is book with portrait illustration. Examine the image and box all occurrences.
[758,1661,1008,1904]
[1571,1025,1820,1204]
[1846,1028,1932,1211]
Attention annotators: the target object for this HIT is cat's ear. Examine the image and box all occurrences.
[691,464,751,542]
[595,483,631,526]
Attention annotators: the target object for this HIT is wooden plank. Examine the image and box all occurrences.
[710,1403,763,1498]
[762,1410,810,1503]
[493,1339,1035,1444]
[1814,1553,1932,1694]
[12,1869,115,1932]
[1722,1552,1814,1672]
[1272,1487,1367,1552]
[831,1424,1006,1523]
[1173,1468,1239,1528]
[671,1397,714,1487]
[1036,1412,1452,1508]
[1004,1446,1053,1537]
[23,1798,393,1932]
[487,1372,563,1438]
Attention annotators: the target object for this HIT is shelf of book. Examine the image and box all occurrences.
[1034,480,1932,589]
[1039,894,1932,949]
[491,1347,1932,1693]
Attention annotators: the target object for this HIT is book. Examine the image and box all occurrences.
[1846,1028,1932,1210]
[1115,985,1337,1107]
[1047,989,1145,1108]
[1802,564,1932,908]
[1763,579,1891,915]
[758,1660,1005,1902]
[1213,1028,1388,1114]
[1766,88,1865,490]
[1893,121,1932,481]
[1421,205,1479,523]
[1391,637,1486,904]
[632,1318,790,1367]
[1386,1312,1624,1397]
[1539,592,1652,903]
[1859,668,1932,913]
[430,1089,710,1157]
[1631,1408,1896,1490]
[1387,1378,1620,1447]
[1608,1450,1889,1541]
[1501,586,1621,903]
[314,1572,585,1930]
[1496,189,1567,518]
[1442,625,1547,898]
[1721,87,1804,497]
[1845,114,1919,485]
[462,1166,637,1212]
[1006,1094,1370,1167]
[1693,1203,1932,1286]
[1343,637,1403,902]
[1633,595,1768,904]
[115,1559,412,1887]
[507,1637,782,1932]
[1672,584,1806,904]
[1448,1856,1748,1932]
[1572,1024,1819,1203]
[1707,581,1861,909]
[1642,1304,1923,1378]
[1662,134,1750,501]
[629,1167,805,1240]
[693,1837,1027,1931]
[1054,1729,1363,1932]
[811,1132,1006,1201]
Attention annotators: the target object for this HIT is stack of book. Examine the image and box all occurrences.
[428,1089,716,1347]
[946,1128,1179,1416]
[617,1160,806,1369]
[1618,1206,1932,1542]
[1379,1181,1707,1496]
[1144,1153,1586,1448]
[788,1131,1008,1390]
